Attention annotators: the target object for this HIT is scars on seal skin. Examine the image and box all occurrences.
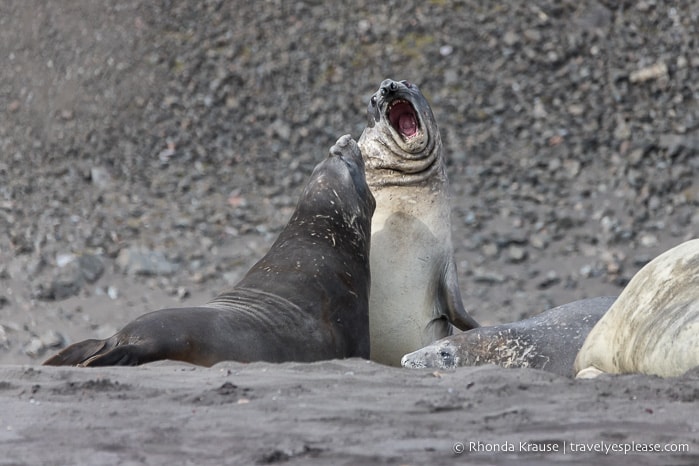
[357,79,479,366]
[44,135,375,367]
[401,296,616,377]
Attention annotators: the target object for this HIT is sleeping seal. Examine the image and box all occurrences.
[401,296,616,376]
[357,79,479,366]
[44,135,375,367]
[575,239,699,378]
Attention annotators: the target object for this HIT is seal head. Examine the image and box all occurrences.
[361,79,442,186]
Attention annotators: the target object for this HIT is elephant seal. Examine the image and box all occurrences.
[357,79,479,366]
[575,239,699,379]
[44,135,375,367]
[401,297,616,377]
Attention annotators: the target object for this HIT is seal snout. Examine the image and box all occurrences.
[380,79,399,96]
[373,79,420,140]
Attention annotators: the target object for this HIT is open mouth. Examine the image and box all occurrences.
[387,99,419,138]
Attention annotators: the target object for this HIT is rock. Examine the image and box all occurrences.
[40,330,65,349]
[78,254,105,283]
[639,234,658,248]
[116,247,179,276]
[629,62,668,84]
[472,269,507,284]
[507,245,527,263]
[482,243,499,258]
[537,271,560,289]
[23,338,45,358]
[34,263,84,301]
[90,167,113,189]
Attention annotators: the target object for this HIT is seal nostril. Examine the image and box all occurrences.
[389,81,397,91]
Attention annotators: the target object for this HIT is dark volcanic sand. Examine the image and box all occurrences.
[0,1,697,464]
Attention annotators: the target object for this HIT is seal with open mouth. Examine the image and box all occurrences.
[44,135,375,367]
[357,79,479,366]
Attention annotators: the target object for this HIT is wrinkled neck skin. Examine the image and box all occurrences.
[358,118,446,188]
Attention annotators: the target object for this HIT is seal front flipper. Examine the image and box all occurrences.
[43,339,109,366]
[440,258,479,330]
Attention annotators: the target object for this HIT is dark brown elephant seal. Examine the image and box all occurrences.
[401,297,616,377]
[357,79,479,366]
[44,134,375,367]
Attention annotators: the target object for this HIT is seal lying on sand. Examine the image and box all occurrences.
[44,135,375,367]
[401,297,615,376]
[357,79,479,366]
[575,239,699,379]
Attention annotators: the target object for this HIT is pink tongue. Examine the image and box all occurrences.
[399,113,417,136]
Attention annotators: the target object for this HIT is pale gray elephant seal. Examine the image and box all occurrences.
[357,79,479,366]
[401,297,615,376]
[44,135,375,367]
[575,239,699,379]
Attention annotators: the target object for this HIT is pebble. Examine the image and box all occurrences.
[472,269,507,284]
[117,247,179,276]
[537,271,560,289]
[507,245,527,263]
[23,338,45,358]
[639,234,658,248]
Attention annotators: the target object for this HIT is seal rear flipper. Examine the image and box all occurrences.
[42,339,108,366]
[82,344,154,366]
[440,259,479,331]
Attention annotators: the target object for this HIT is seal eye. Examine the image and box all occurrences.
[370,95,377,106]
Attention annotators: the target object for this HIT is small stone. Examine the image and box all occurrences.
[472,269,507,284]
[629,62,668,83]
[90,167,113,190]
[530,234,549,250]
[482,243,499,258]
[23,338,45,358]
[579,264,594,278]
[40,330,65,349]
[117,247,179,276]
[439,45,453,56]
[107,286,119,300]
[176,286,189,300]
[507,245,527,263]
[538,271,560,289]
[639,234,658,248]
[567,104,584,116]
[34,263,84,301]
[78,254,105,283]
[503,30,519,46]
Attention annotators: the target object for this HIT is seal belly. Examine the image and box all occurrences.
[368,193,450,365]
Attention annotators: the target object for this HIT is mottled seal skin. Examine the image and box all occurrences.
[357,79,479,366]
[44,135,375,367]
[575,239,699,379]
[401,297,616,377]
